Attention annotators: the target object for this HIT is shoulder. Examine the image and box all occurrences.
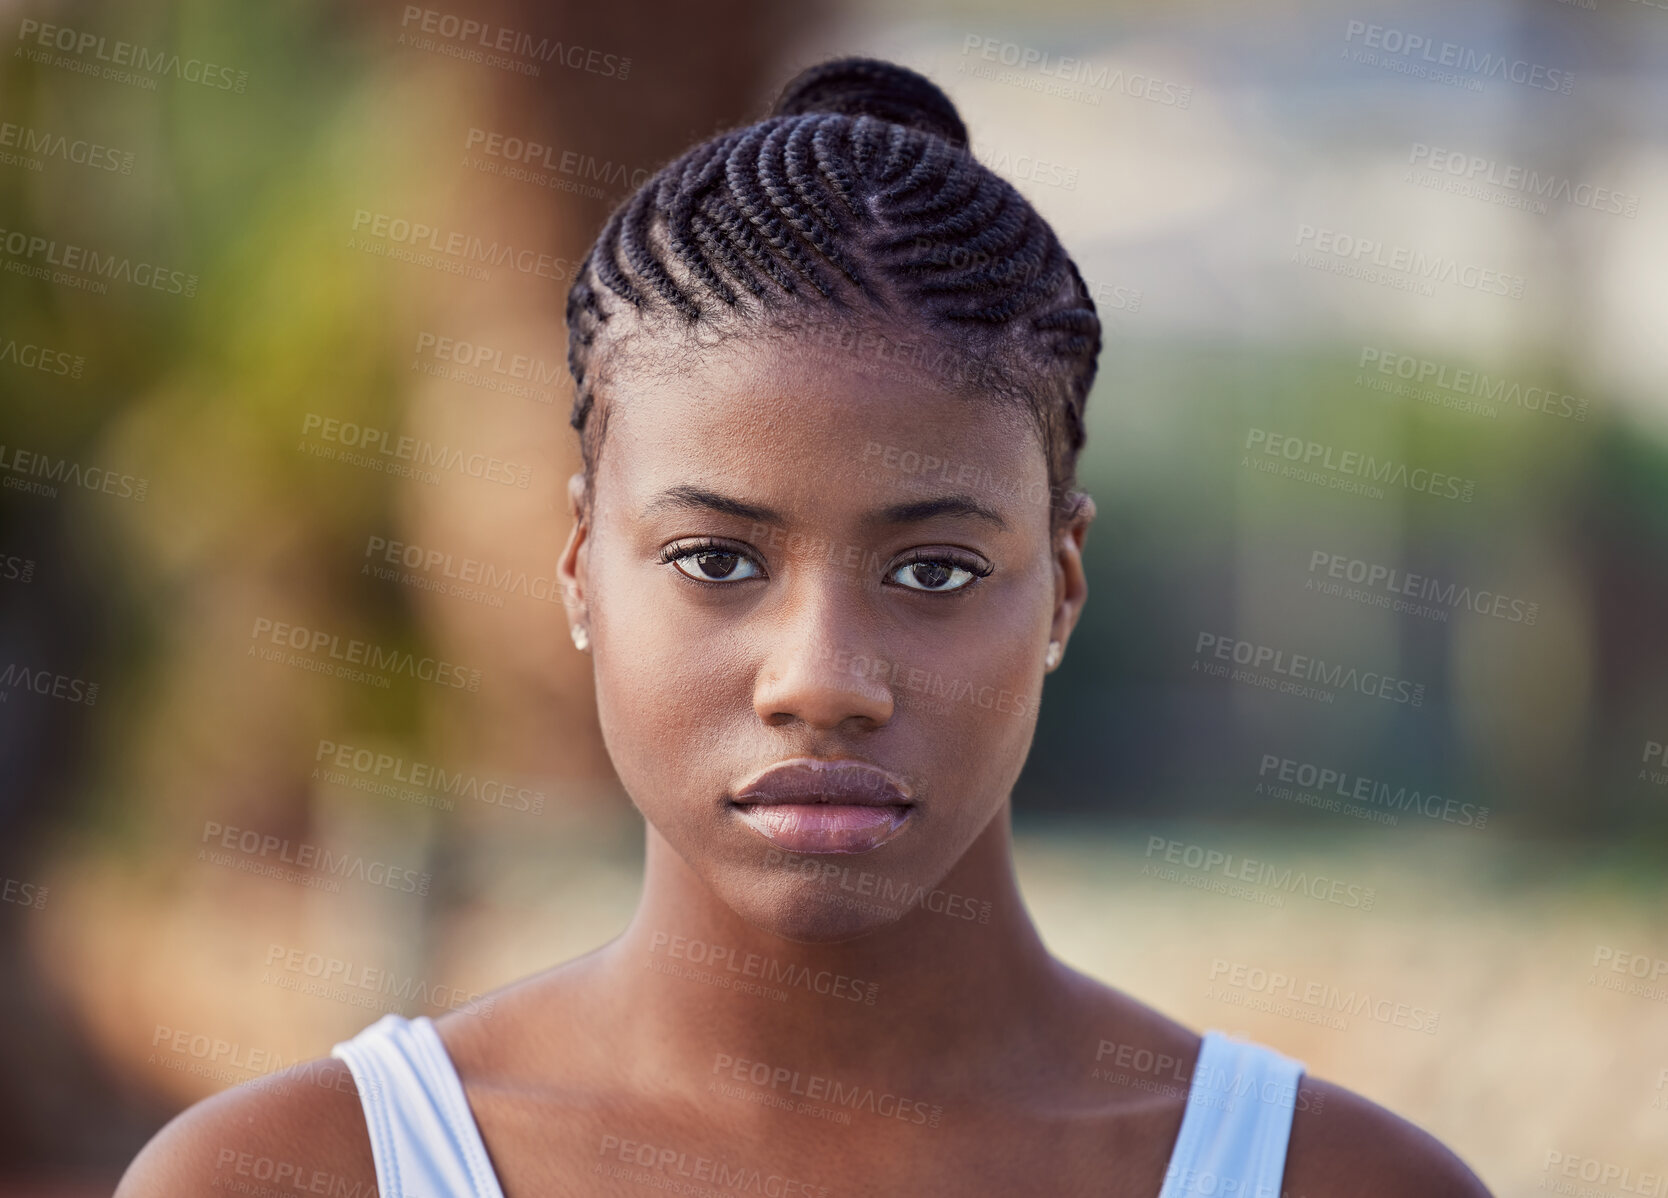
[1283,1073,1493,1197]
[113,1055,377,1198]
[1052,964,1492,1197]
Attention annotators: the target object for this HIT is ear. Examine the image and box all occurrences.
[557,471,591,634]
[1046,493,1094,672]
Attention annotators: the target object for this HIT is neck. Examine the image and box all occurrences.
[592,805,1074,1101]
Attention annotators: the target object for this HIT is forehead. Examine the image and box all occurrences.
[596,335,1047,520]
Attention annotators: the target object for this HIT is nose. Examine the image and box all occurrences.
[752,585,895,731]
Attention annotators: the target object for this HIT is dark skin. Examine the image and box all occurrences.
[117,331,1494,1197]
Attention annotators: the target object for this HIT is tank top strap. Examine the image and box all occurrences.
[1156,1030,1306,1198]
[330,1013,506,1198]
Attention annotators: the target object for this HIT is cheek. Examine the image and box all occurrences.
[910,664,1039,813]
[589,561,749,818]
[900,573,1047,719]
[898,587,1046,809]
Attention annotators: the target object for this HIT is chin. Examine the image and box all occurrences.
[721,877,915,945]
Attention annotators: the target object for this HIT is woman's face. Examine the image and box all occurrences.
[559,331,1090,942]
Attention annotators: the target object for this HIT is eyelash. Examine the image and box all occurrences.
[657,537,994,594]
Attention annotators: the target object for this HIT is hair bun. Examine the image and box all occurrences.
[771,57,968,147]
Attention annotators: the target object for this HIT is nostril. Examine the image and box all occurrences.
[754,653,895,730]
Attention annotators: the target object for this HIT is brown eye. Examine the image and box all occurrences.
[889,557,980,593]
[670,549,761,583]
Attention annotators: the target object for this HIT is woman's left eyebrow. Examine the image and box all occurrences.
[868,496,1008,532]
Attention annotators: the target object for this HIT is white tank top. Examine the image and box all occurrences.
[331,1013,1305,1198]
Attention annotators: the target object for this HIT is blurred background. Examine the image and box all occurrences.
[2,0,1665,1192]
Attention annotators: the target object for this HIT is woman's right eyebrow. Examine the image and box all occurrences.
[640,485,785,525]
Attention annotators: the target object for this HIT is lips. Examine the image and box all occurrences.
[728,758,914,854]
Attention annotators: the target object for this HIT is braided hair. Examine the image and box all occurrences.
[565,56,1101,534]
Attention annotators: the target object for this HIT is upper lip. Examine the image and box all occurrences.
[730,758,914,807]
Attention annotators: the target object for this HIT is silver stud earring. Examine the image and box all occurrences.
[1044,640,1062,670]
[571,624,589,653]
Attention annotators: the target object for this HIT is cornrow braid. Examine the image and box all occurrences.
[565,56,1102,534]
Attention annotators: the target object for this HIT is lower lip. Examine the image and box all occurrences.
[730,803,911,854]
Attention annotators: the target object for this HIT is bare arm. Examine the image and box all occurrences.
[1282,1076,1494,1198]
[114,1057,378,1198]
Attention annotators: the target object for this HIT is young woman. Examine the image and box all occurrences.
[119,57,1492,1198]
